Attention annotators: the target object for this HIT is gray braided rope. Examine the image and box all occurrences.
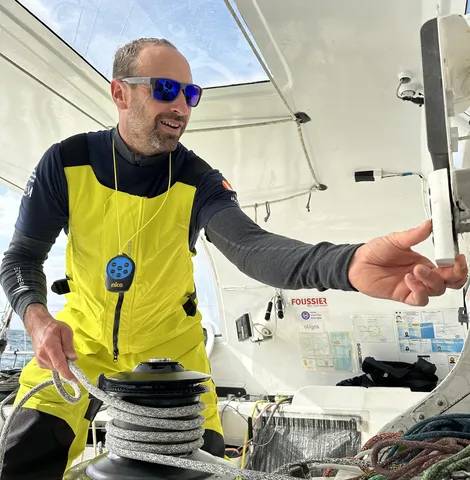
[0,372,20,393]
[0,360,368,479]
[0,371,21,422]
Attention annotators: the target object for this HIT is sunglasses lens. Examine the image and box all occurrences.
[153,79,202,107]
[153,79,180,102]
[184,84,202,107]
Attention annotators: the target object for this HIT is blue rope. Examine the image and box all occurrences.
[384,414,470,463]
[404,414,470,440]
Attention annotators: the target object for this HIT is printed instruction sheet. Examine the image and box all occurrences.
[299,331,354,372]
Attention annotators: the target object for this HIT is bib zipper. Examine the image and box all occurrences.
[112,292,125,361]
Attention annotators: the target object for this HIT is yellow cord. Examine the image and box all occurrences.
[112,138,172,254]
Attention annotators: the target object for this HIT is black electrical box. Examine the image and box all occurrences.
[236,313,253,341]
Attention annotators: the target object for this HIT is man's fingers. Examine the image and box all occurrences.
[433,254,468,290]
[390,221,432,250]
[414,266,446,296]
[404,273,429,306]
[413,254,467,293]
[49,350,76,382]
[448,279,468,289]
[448,254,468,288]
[60,327,78,361]
[456,253,467,271]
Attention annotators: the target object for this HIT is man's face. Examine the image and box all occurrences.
[120,46,193,154]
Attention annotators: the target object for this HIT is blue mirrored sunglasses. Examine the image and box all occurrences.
[121,77,203,107]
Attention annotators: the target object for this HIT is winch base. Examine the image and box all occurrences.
[64,450,238,480]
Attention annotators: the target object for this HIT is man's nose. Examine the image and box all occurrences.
[170,90,189,116]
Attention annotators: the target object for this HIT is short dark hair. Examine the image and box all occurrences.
[112,38,176,79]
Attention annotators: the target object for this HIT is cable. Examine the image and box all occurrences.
[396,78,424,107]
[241,400,267,468]
[253,290,285,342]
[275,289,285,320]
[382,171,430,219]
[220,398,250,427]
[186,117,293,133]
[249,397,291,454]
[240,187,318,218]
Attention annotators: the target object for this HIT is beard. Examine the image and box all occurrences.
[127,100,187,155]
[148,112,187,153]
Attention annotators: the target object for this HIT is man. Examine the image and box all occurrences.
[0,38,466,479]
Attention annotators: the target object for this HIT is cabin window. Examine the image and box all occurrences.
[17,0,268,88]
[193,237,224,336]
[0,187,67,330]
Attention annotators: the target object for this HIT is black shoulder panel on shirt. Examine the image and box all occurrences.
[59,133,90,168]
[177,153,213,187]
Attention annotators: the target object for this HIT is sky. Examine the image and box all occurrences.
[1,0,265,330]
[18,0,268,87]
[0,185,67,329]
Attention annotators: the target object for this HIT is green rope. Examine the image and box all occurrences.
[422,443,470,480]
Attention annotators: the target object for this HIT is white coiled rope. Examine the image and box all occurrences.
[0,360,368,479]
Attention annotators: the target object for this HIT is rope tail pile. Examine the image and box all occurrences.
[321,414,470,480]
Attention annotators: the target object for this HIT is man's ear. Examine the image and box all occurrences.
[111,79,129,111]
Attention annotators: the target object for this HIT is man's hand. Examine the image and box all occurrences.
[348,220,468,306]
[24,304,78,381]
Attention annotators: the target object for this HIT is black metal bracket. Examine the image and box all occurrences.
[295,112,311,124]
[458,306,469,326]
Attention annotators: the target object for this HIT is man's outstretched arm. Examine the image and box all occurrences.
[206,206,467,306]
[205,206,361,292]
